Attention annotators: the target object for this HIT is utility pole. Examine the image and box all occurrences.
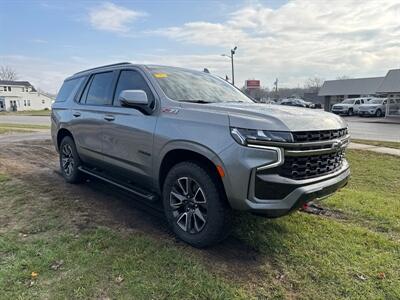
[274,78,279,99]
[221,46,237,85]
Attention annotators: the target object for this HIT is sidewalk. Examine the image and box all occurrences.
[349,142,400,157]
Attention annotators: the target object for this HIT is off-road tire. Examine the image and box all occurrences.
[348,108,354,116]
[59,136,84,184]
[162,161,232,248]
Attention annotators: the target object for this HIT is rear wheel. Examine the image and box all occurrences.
[376,109,382,117]
[59,136,83,183]
[162,161,232,248]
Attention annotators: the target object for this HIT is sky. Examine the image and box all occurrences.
[0,0,399,94]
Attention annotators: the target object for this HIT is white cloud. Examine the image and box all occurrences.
[89,2,146,33]
[152,0,400,88]
[0,55,118,94]
[31,39,48,44]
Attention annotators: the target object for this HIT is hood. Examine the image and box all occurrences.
[360,103,384,108]
[333,103,352,107]
[185,102,347,132]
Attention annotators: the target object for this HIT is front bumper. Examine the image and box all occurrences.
[245,161,350,217]
[331,109,348,115]
[219,139,350,217]
[358,110,376,116]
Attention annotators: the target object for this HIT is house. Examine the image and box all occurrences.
[318,77,384,111]
[0,80,53,111]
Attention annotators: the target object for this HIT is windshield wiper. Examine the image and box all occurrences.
[179,100,214,104]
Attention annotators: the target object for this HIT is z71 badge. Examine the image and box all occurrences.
[162,107,180,114]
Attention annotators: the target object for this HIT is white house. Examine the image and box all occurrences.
[0,80,53,111]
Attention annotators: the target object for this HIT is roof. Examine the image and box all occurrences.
[318,77,384,96]
[73,62,132,75]
[376,69,400,93]
[0,80,37,92]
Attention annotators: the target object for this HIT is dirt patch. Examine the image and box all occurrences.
[0,139,265,284]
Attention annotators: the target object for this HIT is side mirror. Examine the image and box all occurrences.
[119,90,148,106]
[119,90,152,114]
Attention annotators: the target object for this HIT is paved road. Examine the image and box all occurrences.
[345,118,400,142]
[0,115,399,142]
[0,131,51,144]
[0,115,50,126]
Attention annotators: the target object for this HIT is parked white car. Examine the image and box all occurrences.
[358,98,387,117]
[331,98,369,116]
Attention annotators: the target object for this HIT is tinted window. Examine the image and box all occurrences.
[56,77,84,102]
[114,70,154,106]
[85,72,114,105]
[355,100,360,104]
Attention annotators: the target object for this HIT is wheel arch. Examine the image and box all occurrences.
[157,143,230,207]
[56,128,74,151]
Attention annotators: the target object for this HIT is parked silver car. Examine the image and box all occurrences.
[331,98,368,116]
[358,98,387,117]
[52,63,350,247]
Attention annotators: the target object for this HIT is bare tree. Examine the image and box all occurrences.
[0,65,18,81]
[336,75,351,80]
[304,77,324,93]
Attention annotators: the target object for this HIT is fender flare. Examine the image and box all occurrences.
[153,140,232,196]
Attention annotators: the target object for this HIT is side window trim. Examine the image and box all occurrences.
[78,75,94,104]
[74,75,91,103]
[112,68,158,107]
[78,71,116,106]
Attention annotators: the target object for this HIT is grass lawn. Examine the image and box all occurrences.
[0,150,399,299]
[0,123,50,134]
[352,139,400,150]
[0,109,51,116]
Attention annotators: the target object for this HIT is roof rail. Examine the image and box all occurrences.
[74,62,132,75]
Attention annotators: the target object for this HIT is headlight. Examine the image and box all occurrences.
[230,127,293,146]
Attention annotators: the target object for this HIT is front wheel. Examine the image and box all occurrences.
[59,136,84,183]
[348,108,354,116]
[162,161,232,248]
[376,109,382,117]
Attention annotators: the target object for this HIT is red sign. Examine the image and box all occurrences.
[245,80,260,89]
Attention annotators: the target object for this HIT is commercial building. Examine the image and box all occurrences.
[319,69,400,117]
[376,69,400,117]
[318,77,383,110]
[0,80,53,111]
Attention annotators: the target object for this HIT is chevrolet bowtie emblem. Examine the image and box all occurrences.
[331,140,343,150]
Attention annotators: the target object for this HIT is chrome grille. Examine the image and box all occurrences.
[279,150,345,180]
[292,128,348,143]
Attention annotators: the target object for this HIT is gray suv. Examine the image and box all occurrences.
[52,63,350,247]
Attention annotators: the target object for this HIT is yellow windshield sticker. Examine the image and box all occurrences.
[154,73,168,78]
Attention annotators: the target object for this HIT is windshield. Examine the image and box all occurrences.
[369,99,383,104]
[148,66,254,103]
[342,99,355,104]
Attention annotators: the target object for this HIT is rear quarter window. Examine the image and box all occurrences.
[55,77,85,102]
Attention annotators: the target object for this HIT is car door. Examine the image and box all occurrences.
[101,68,158,189]
[70,71,116,164]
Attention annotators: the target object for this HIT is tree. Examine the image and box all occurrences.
[0,65,18,81]
[304,77,324,93]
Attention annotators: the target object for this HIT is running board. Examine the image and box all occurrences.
[78,166,157,202]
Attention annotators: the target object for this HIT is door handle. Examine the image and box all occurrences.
[104,115,115,121]
[73,112,81,117]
